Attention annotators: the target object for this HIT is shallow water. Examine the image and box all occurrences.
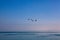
[0,32,60,40]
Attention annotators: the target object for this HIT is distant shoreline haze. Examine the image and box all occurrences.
[0,31,60,33]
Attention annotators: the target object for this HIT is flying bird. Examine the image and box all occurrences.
[35,19,37,22]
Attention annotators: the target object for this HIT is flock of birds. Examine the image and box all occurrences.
[27,18,39,22]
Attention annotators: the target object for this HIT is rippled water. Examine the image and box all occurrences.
[0,32,60,40]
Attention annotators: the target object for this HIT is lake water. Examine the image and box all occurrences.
[0,32,60,40]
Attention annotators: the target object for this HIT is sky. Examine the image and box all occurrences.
[0,0,60,32]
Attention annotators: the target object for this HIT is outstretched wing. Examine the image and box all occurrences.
[31,19,34,22]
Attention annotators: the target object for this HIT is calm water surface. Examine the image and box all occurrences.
[0,32,60,40]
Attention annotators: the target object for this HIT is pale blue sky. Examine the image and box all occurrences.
[0,0,60,32]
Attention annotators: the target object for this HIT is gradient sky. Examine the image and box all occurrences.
[0,0,60,32]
